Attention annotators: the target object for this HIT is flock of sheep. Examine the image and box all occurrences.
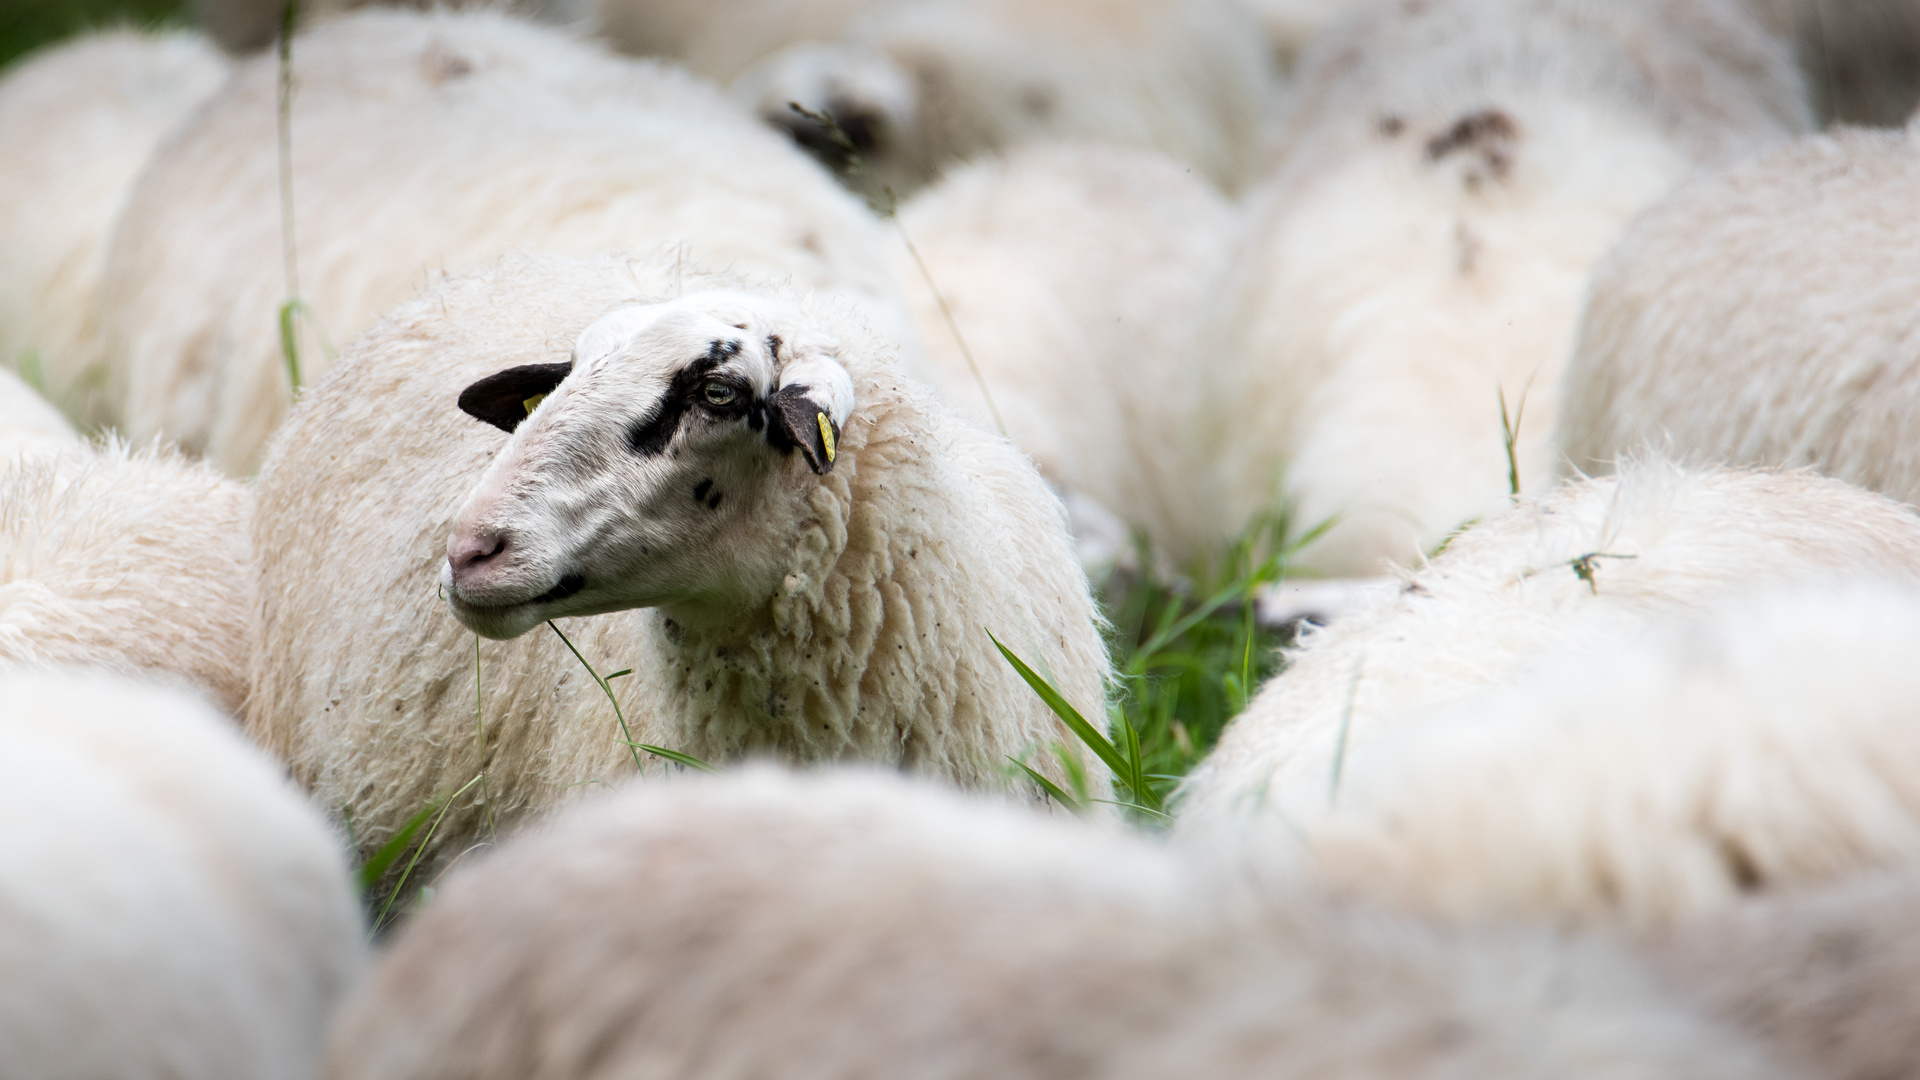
[5,0,1920,1076]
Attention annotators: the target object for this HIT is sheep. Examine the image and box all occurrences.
[1248,584,1920,936]
[248,250,1110,893]
[0,27,226,430]
[0,437,254,712]
[0,366,79,448]
[1745,0,1920,125]
[887,141,1236,565]
[1560,128,1920,499]
[1177,460,1920,835]
[1205,0,1810,577]
[728,0,1274,197]
[102,7,914,478]
[1653,864,1920,1080]
[0,668,364,1080]
[326,765,1791,1080]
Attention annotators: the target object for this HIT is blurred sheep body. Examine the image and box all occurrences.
[0,439,253,712]
[104,8,912,477]
[327,767,1787,1080]
[0,28,226,429]
[1562,129,1920,495]
[1178,461,1920,833]
[0,669,364,1080]
[1655,864,1920,1080]
[730,0,1273,196]
[1210,0,1810,576]
[0,367,79,448]
[249,251,1109,887]
[1275,585,1920,932]
[889,142,1235,563]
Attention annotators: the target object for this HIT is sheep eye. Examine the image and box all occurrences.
[702,383,737,406]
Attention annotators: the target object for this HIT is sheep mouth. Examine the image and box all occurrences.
[446,573,586,613]
[531,573,587,605]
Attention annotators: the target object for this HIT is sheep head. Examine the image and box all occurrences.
[442,292,856,640]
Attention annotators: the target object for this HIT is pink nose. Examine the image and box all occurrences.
[447,529,508,587]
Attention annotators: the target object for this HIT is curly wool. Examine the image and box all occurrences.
[0,438,253,712]
[1177,460,1920,834]
[248,251,1110,885]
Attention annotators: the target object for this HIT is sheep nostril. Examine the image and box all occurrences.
[449,531,510,576]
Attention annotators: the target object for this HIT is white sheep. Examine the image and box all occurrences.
[0,438,254,712]
[248,250,1110,891]
[0,668,364,1080]
[1745,0,1920,125]
[888,141,1237,565]
[1653,863,1920,1080]
[1177,460,1920,835]
[727,0,1274,196]
[1560,128,1920,498]
[0,27,226,429]
[1206,0,1810,577]
[102,7,913,477]
[1264,584,1920,934]
[0,366,79,448]
[323,766,1789,1080]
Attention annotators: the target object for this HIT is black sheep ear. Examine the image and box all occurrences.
[457,362,573,433]
[767,383,840,474]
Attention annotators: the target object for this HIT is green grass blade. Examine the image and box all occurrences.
[548,620,645,772]
[277,299,303,395]
[989,631,1129,782]
[1009,756,1083,814]
[354,799,437,894]
[371,770,484,931]
[628,743,719,773]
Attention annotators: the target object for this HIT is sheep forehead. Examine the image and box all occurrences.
[574,293,801,379]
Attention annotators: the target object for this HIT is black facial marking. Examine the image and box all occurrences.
[627,344,741,456]
[707,492,723,510]
[532,573,586,605]
[693,478,713,501]
[458,361,573,433]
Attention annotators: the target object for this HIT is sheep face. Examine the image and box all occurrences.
[443,293,855,640]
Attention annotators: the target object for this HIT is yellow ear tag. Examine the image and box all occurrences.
[522,393,547,415]
[817,412,836,462]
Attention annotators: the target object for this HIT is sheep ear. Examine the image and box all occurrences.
[457,362,573,433]
[767,355,855,475]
